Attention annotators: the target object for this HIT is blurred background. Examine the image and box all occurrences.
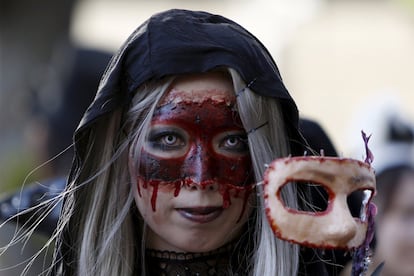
[1,0,414,274]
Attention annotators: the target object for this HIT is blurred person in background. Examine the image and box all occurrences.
[371,113,414,276]
[0,47,112,235]
[373,164,414,276]
[0,0,112,233]
[341,113,414,276]
[0,0,76,192]
[0,1,111,274]
[341,164,414,276]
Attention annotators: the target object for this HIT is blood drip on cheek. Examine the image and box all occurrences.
[135,99,256,219]
[136,177,255,221]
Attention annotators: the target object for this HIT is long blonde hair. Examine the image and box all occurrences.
[229,68,299,275]
[50,68,299,275]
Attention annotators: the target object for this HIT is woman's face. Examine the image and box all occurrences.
[130,72,256,252]
[376,172,414,276]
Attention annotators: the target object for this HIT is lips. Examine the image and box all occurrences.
[176,207,223,223]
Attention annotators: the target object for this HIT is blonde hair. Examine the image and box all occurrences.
[229,68,299,275]
[47,68,300,275]
[55,79,172,275]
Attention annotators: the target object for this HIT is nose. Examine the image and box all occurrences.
[325,218,357,245]
[323,199,358,246]
[182,143,217,190]
[186,180,219,192]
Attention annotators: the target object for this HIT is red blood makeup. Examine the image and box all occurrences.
[137,95,255,214]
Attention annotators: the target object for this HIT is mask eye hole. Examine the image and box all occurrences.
[347,189,373,220]
[279,181,329,213]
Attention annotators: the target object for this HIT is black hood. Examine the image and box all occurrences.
[75,8,304,156]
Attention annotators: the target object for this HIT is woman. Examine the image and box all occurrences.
[340,164,414,276]
[49,9,330,275]
[370,165,414,276]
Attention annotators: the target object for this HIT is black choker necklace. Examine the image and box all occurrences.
[145,242,243,276]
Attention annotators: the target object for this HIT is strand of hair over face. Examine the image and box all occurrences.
[228,68,299,276]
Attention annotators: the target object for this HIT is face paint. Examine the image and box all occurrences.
[129,73,256,253]
[264,156,376,250]
[137,97,255,215]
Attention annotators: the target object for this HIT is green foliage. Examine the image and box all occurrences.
[0,151,40,197]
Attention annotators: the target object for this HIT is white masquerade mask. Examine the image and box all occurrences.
[264,156,376,249]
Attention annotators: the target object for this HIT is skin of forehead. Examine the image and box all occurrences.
[159,72,235,105]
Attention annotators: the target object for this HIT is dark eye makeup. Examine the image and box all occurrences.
[219,134,249,153]
[147,129,186,151]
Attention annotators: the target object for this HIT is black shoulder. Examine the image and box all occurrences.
[0,177,66,236]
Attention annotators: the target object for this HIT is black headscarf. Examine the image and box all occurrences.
[74,9,304,156]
